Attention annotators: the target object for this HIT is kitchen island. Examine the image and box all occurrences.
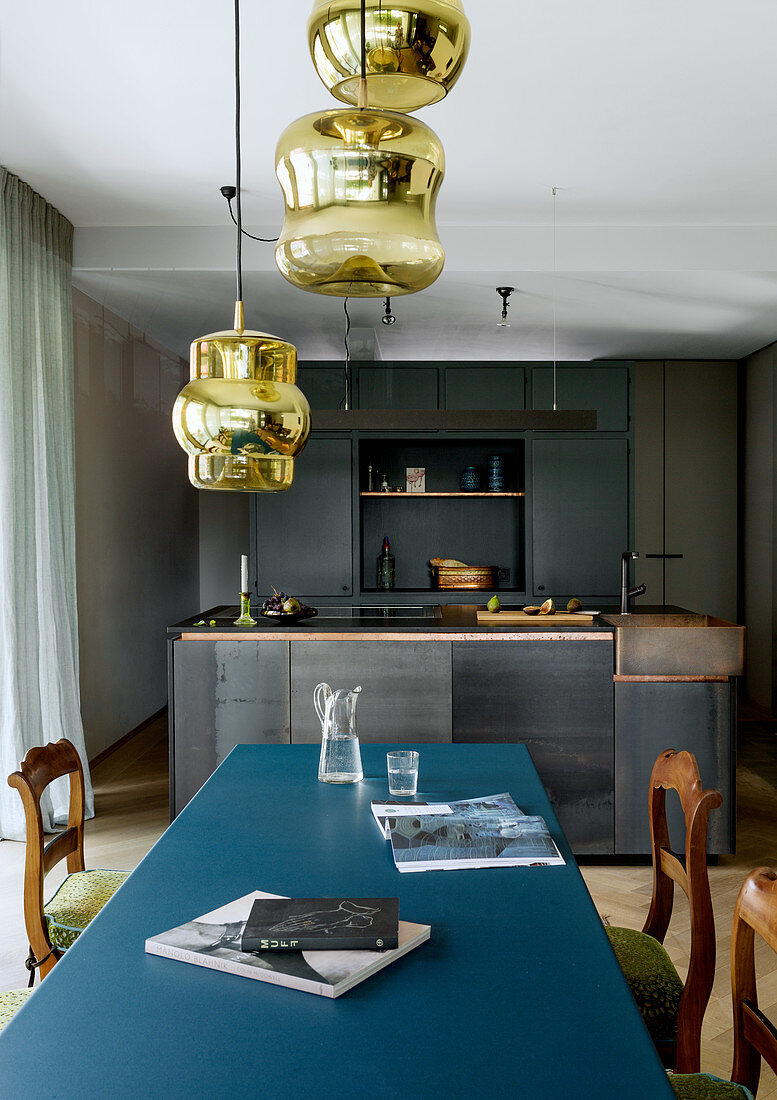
[167,604,743,856]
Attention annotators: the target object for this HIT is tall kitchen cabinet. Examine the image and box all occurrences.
[634,361,738,619]
[529,364,632,601]
[252,436,354,597]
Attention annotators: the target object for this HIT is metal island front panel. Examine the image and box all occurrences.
[168,604,738,856]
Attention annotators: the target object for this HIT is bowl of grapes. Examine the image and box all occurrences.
[260,590,318,624]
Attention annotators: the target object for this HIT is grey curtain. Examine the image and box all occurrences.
[0,168,94,840]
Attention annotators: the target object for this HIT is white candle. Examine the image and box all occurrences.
[240,554,248,593]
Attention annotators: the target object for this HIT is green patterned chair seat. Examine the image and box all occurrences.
[0,989,32,1031]
[669,1074,754,1099]
[44,868,130,951]
[606,926,684,1043]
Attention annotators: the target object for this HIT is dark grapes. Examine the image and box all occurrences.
[260,591,317,619]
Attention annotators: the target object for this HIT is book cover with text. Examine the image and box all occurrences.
[146,892,428,998]
[241,897,399,951]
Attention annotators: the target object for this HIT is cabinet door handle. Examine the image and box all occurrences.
[537,585,545,591]
[342,585,349,591]
[644,554,684,559]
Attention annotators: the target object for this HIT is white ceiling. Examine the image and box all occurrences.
[4,0,777,360]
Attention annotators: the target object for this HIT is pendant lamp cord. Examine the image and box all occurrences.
[226,0,278,255]
[358,0,368,108]
[340,297,352,410]
[234,0,243,305]
[552,185,558,411]
[224,196,279,243]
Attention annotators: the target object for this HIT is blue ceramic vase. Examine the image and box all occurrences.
[460,465,481,492]
[488,455,505,492]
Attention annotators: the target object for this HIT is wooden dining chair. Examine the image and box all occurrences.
[7,738,129,984]
[669,866,777,1099]
[606,748,722,1074]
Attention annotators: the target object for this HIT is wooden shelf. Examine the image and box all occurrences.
[360,492,525,498]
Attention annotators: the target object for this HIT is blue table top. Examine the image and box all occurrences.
[0,744,673,1099]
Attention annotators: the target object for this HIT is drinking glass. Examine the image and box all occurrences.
[387,750,419,797]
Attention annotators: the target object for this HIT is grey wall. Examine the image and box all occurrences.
[73,288,199,759]
[741,343,776,710]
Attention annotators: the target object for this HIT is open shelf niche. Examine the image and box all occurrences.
[359,438,526,594]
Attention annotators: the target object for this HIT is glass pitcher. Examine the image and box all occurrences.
[314,682,363,783]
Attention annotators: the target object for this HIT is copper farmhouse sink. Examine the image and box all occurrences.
[601,614,745,677]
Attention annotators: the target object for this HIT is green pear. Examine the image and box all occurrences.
[487,595,501,613]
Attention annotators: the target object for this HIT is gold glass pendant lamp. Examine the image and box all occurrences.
[274,106,445,297]
[173,310,310,492]
[308,0,470,111]
[172,0,310,491]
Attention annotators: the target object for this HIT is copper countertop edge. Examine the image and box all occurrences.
[613,674,731,682]
[180,631,612,642]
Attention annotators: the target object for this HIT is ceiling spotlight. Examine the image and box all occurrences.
[496,286,515,327]
[381,297,396,325]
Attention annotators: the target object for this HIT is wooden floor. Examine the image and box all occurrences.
[2,716,777,1094]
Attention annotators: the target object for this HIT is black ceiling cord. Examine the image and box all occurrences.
[221,186,279,243]
[223,0,279,248]
[233,0,243,303]
[339,297,352,410]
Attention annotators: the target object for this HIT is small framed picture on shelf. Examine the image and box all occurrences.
[406,467,426,493]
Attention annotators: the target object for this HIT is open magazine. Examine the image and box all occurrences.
[371,792,524,839]
[370,792,565,872]
[146,891,429,998]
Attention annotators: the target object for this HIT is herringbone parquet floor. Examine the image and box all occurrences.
[2,715,777,1095]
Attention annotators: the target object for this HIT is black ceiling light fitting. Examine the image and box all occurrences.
[496,286,514,327]
[381,297,396,326]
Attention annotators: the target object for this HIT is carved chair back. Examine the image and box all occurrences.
[7,739,86,979]
[643,748,722,1073]
[730,867,777,1096]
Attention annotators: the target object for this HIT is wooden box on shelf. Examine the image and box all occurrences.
[432,565,498,590]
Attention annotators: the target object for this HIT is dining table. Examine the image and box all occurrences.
[0,743,673,1099]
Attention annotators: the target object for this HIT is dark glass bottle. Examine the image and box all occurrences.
[377,535,396,590]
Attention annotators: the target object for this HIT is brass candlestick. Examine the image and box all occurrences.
[234,592,257,626]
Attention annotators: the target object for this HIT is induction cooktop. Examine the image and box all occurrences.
[315,605,442,620]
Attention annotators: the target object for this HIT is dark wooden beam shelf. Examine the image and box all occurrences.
[313,410,597,431]
[360,492,525,498]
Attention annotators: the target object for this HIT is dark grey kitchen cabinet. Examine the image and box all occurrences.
[444,365,525,410]
[633,361,737,620]
[532,365,630,431]
[614,680,735,854]
[289,641,452,743]
[170,639,290,816]
[357,365,439,409]
[297,365,347,410]
[452,639,615,854]
[252,436,353,597]
[531,437,629,599]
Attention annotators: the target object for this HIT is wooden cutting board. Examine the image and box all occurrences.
[476,610,596,624]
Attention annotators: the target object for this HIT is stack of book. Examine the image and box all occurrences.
[145,892,428,998]
[370,792,565,872]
